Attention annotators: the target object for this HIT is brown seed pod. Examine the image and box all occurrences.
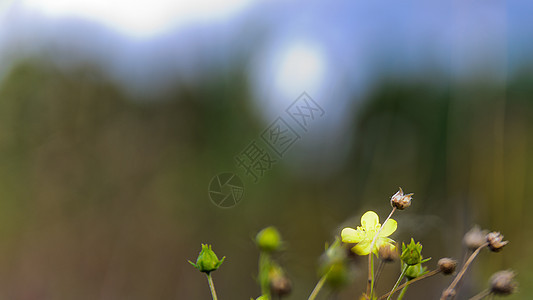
[390,187,413,210]
[463,225,489,251]
[486,232,508,252]
[490,270,517,295]
[438,258,457,275]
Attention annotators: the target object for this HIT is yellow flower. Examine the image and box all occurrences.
[341,211,397,255]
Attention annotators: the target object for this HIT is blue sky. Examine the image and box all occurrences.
[1,0,531,175]
[1,0,531,99]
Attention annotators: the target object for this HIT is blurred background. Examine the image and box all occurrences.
[0,0,532,299]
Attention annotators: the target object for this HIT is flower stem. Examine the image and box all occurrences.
[440,243,488,300]
[370,252,375,297]
[308,271,328,300]
[206,273,218,300]
[386,263,408,300]
[367,207,397,297]
[397,284,408,300]
[469,289,492,300]
[259,252,272,298]
[374,261,385,290]
[377,269,441,300]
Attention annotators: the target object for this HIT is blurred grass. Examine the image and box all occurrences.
[0,59,532,299]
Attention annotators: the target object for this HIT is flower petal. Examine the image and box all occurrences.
[361,211,379,230]
[352,240,372,255]
[378,219,397,237]
[341,227,365,243]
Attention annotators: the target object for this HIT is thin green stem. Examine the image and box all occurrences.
[469,289,491,300]
[308,271,328,300]
[206,273,218,300]
[259,252,272,298]
[386,263,408,300]
[367,207,397,297]
[378,269,440,300]
[440,243,488,300]
[397,284,408,300]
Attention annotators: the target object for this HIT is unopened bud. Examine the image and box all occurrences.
[404,262,428,280]
[325,262,349,289]
[438,258,457,275]
[390,187,413,210]
[188,244,225,274]
[490,270,517,295]
[256,226,282,252]
[464,225,489,251]
[319,239,350,289]
[401,239,423,266]
[486,232,508,252]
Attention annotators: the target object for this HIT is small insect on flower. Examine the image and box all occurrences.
[341,211,397,256]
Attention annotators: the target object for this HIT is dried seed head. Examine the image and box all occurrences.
[438,258,457,275]
[441,289,456,299]
[270,276,292,296]
[378,244,398,263]
[486,232,509,252]
[490,270,517,295]
[390,187,413,210]
[268,264,292,296]
[464,225,489,251]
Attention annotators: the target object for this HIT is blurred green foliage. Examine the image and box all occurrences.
[0,59,532,299]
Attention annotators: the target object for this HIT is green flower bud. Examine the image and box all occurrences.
[256,226,282,252]
[403,262,428,280]
[318,239,350,289]
[401,239,425,266]
[322,238,347,265]
[324,262,349,289]
[189,244,225,274]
